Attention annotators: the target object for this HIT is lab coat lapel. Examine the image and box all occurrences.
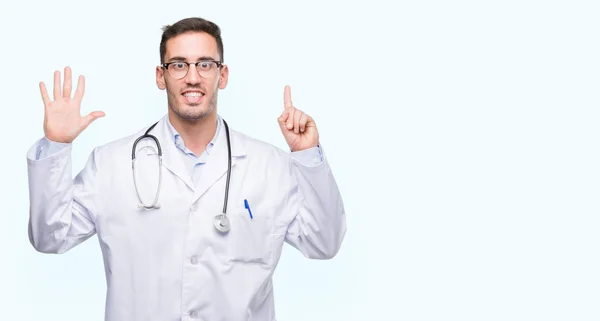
[154,116,195,191]
[191,122,245,205]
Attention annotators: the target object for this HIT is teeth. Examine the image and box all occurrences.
[184,92,203,97]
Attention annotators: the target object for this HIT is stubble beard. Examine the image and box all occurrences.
[167,90,218,122]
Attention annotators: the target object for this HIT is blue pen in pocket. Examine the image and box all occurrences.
[244,199,253,219]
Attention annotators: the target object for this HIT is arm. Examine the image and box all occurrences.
[276,85,346,259]
[283,146,347,259]
[26,138,99,254]
[27,66,105,254]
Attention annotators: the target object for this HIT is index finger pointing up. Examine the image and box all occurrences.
[284,85,293,109]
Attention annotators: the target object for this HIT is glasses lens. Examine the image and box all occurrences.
[197,61,218,78]
[168,62,188,79]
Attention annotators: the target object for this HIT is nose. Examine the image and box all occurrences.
[185,64,201,84]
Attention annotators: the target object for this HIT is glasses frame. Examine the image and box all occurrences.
[161,60,223,79]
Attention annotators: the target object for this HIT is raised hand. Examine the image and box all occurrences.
[277,85,319,152]
[39,66,105,143]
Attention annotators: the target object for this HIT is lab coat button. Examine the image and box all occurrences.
[189,310,197,318]
[190,256,198,265]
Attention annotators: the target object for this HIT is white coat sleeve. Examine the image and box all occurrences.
[283,146,347,259]
[26,138,99,254]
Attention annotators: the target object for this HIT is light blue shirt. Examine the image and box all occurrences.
[35,138,70,160]
[166,115,222,185]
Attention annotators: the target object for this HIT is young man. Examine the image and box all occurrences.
[27,17,346,320]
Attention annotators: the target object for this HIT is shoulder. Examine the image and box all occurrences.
[229,128,293,171]
[89,124,153,163]
[230,128,289,157]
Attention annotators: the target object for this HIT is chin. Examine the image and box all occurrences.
[172,104,214,121]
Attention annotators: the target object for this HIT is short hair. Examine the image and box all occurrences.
[159,17,224,64]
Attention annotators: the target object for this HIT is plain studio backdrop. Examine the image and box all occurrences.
[1,0,600,320]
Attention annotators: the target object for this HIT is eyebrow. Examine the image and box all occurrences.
[167,56,218,62]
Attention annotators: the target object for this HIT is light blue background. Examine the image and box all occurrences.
[1,0,600,320]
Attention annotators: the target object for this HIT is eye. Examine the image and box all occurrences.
[172,62,187,71]
[198,61,213,70]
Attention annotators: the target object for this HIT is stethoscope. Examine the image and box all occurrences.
[131,119,233,233]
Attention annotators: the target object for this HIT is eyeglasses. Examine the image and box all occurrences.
[161,60,223,79]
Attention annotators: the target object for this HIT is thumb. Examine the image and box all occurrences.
[82,111,105,128]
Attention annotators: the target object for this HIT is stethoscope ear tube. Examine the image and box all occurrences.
[138,203,161,209]
[132,155,162,210]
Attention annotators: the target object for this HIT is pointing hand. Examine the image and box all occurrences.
[277,85,319,152]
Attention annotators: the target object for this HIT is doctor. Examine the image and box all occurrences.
[26,17,346,321]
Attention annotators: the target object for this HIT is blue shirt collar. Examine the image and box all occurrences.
[166,114,222,158]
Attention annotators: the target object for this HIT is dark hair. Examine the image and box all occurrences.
[159,17,224,64]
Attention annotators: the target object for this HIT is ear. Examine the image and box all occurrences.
[218,64,229,89]
[156,65,166,90]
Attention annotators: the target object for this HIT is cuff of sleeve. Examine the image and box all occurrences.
[291,145,323,167]
[28,137,72,161]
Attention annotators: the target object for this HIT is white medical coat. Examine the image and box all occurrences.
[25,114,346,321]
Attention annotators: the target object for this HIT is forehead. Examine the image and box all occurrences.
[164,31,219,61]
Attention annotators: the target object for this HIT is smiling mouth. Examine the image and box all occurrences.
[182,91,204,104]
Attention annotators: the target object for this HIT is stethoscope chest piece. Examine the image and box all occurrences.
[213,213,231,233]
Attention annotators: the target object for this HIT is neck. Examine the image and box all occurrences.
[168,110,218,156]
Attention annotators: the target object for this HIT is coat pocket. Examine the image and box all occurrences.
[222,206,276,266]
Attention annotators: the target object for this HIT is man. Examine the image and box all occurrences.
[26,17,346,321]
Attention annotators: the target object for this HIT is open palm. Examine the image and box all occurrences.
[40,66,104,143]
